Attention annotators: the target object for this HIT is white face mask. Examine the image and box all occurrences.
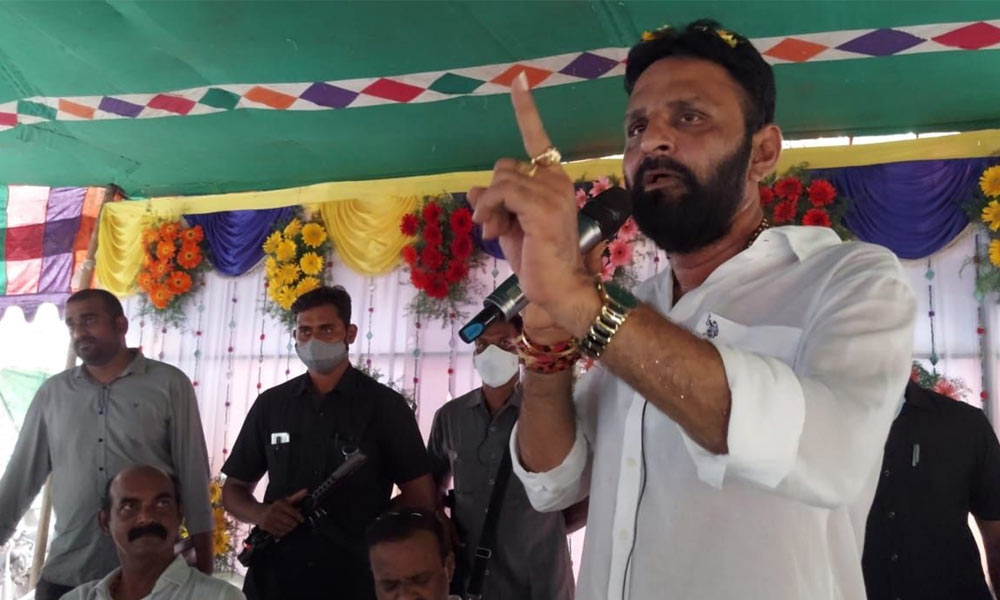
[473,345,520,388]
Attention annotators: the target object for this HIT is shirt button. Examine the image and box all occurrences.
[888,511,896,520]
[890,553,898,562]
[883,469,891,478]
[625,458,637,468]
[489,426,497,433]
[488,478,495,485]
[98,438,103,443]
[98,467,104,471]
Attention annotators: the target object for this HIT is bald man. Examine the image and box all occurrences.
[62,465,243,600]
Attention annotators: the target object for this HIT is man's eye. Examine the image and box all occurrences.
[680,113,703,124]
[627,121,646,137]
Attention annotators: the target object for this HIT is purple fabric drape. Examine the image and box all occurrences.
[185,207,294,276]
[813,158,998,259]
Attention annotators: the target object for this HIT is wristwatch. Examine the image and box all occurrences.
[578,279,639,359]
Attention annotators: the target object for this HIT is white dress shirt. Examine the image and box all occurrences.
[511,226,916,600]
[61,556,245,600]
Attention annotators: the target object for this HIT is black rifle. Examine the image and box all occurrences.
[237,451,368,566]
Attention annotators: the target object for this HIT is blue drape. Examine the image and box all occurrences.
[814,158,997,259]
[185,207,294,276]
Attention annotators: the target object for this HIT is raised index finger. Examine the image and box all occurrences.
[511,72,554,159]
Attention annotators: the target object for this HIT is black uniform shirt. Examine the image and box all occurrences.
[222,367,430,595]
[863,381,1000,600]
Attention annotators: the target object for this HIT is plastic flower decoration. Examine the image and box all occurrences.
[982,200,1000,232]
[134,220,208,326]
[990,239,1000,268]
[301,223,327,248]
[262,216,333,327]
[981,165,1000,198]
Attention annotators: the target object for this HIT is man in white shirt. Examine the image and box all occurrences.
[468,19,915,600]
[62,465,243,600]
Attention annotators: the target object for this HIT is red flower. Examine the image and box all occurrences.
[424,223,443,246]
[773,177,803,202]
[422,202,442,224]
[808,179,836,207]
[450,207,473,234]
[181,226,204,244]
[617,217,639,240]
[450,234,473,260]
[444,258,468,284]
[176,244,203,269]
[401,244,418,265]
[608,239,634,267]
[759,185,775,206]
[410,268,429,290]
[802,208,832,227]
[933,379,958,401]
[155,240,176,260]
[772,200,798,224]
[165,270,192,294]
[159,222,179,241]
[425,274,449,299]
[400,213,420,236]
[421,245,445,270]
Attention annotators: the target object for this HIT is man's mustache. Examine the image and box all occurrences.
[127,522,168,542]
[634,155,698,189]
[74,337,97,348]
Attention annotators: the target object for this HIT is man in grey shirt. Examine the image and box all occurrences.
[0,289,214,600]
[428,316,580,600]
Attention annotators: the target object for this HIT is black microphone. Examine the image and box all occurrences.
[459,186,631,343]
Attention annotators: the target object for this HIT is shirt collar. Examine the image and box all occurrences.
[72,348,147,380]
[292,364,360,397]
[903,380,937,410]
[93,555,190,599]
[465,384,523,410]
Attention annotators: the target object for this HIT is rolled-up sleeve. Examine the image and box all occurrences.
[0,385,52,544]
[169,373,214,535]
[682,247,916,508]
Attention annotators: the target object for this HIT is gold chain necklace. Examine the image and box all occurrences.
[746,217,770,249]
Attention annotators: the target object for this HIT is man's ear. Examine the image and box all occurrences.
[114,314,130,337]
[98,510,111,536]
[748,124,782,184]
[346,324,359,345]
[444,551,456,583]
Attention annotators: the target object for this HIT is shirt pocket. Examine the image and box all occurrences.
[696,311,803,367]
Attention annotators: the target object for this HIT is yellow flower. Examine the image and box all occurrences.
[265,257,278,278]
[982,200,1000,231]
[716,28,738,48]
[641,30,655,41]
[301,223,327,248]
[283,218,303,238]
[990,239,1000,268]
[295,276,321,298]
[179,524,190,539]
[981,165,1000,198]
[276,263,301,286]
[213,529,230,555]
[263,231,283,255]
[209,482,222,505]
[275,239,297,262]
[299,252,324,275]
[273,285,295,310]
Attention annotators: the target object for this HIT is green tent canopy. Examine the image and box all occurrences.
[0,1,998,197]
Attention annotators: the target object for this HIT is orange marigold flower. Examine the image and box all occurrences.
[136,272,155,292]
[151,260,171,279]
[149,285,174,309]
[156,240,176,260]
[176,244,203,270]
[166,271,192,294]
[159,222,180,241]
[181,226,204,244]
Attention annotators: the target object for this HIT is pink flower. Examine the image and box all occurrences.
[617,217,639,240]
[933,379,959,401]
[600,260,616,282]
[608,239,634,267]
[589,176,611,198]
[575,189,588,209]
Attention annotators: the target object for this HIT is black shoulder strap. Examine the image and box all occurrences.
[465,443,513,599]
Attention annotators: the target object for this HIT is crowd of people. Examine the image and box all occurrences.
[2,17,1000,600]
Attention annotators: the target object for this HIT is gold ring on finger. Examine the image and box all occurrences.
[517,161,538,177]
[530,146,562,168]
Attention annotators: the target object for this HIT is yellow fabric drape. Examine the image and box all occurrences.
[317,195,420,276]
[97,129,1000,296]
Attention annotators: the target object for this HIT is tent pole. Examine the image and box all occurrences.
[28,185,117,590]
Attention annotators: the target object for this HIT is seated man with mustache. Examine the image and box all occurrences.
[62,465,244,600]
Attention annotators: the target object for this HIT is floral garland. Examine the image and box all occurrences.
[262,216,332,328]
[575,175,649,287]
[911,361,971,402]
[177,476,239,572]
[399,194,484,321]
[134,219,209,327]
[760,165,851,239]
[964,164,1000,298]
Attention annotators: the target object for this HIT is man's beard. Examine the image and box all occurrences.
[74,336,118,366]
[629,136,753,254]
